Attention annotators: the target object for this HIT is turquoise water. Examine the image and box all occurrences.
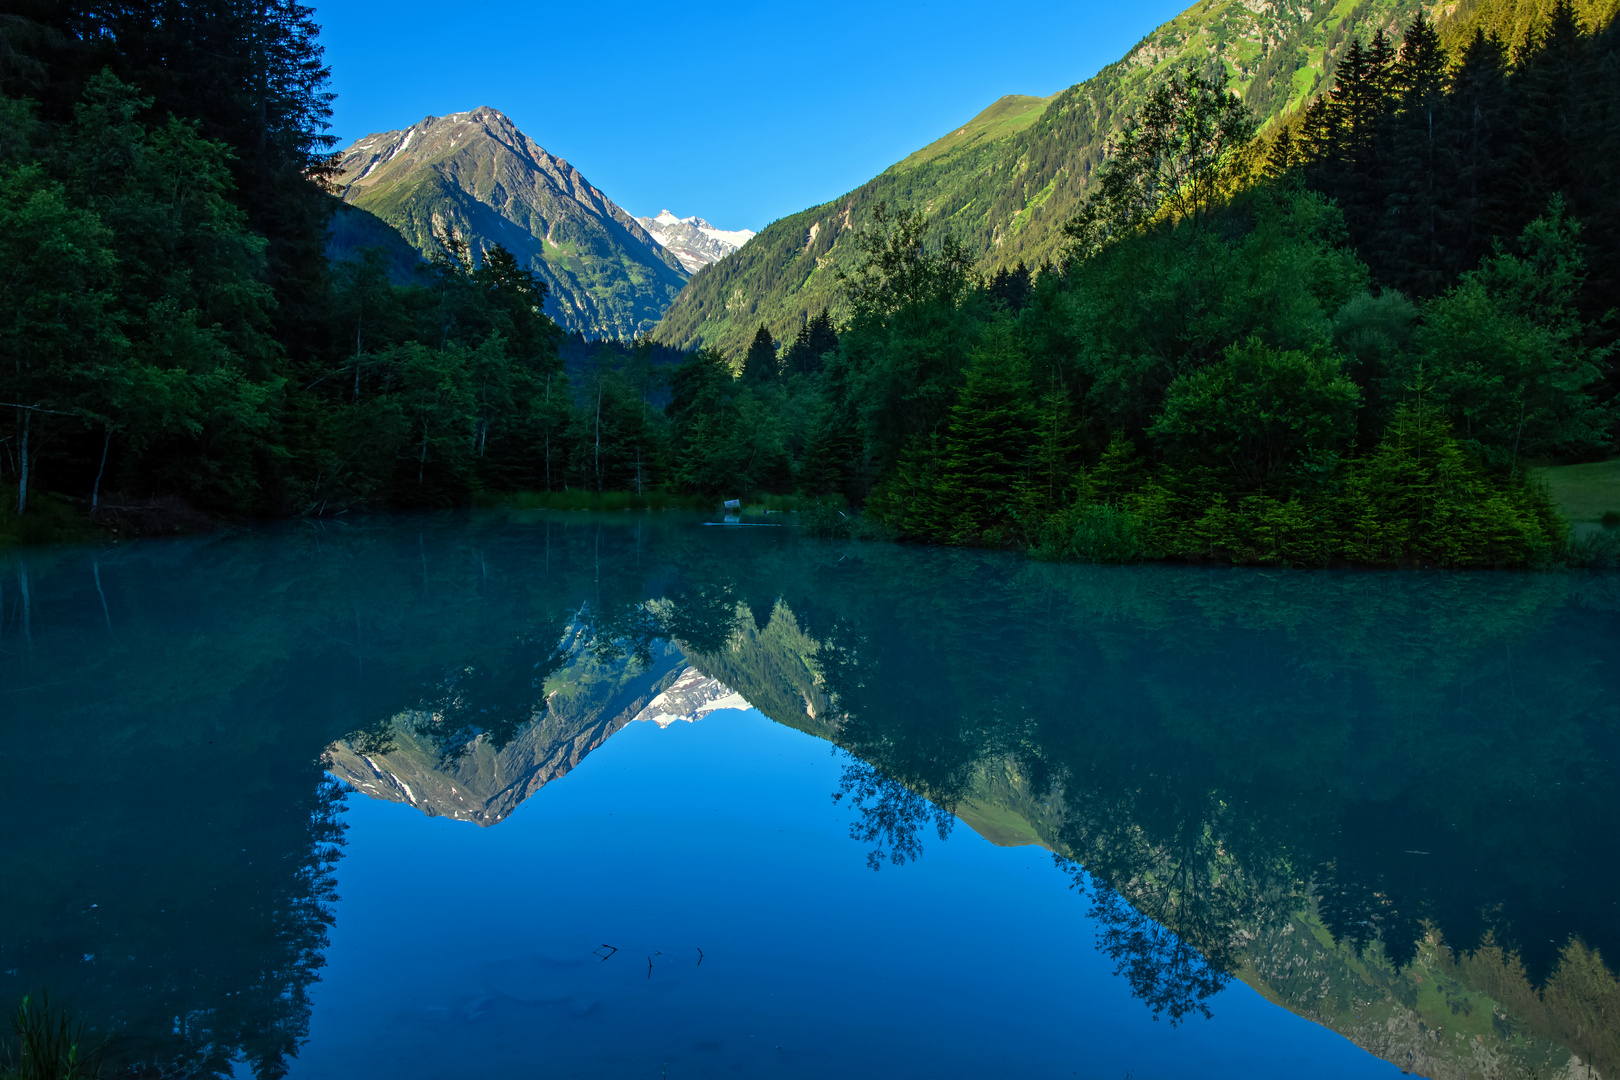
[2,511,1615,1078]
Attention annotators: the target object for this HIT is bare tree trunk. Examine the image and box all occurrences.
[354,308,363,402]
[419,419,429,485]
[16,406,29,516]
[92,423,111,508]
[594,381,603,492]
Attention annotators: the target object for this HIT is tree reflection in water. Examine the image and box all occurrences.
[4,515,1617,1079]
[833,758,956,870]
[660,546,1620,1075]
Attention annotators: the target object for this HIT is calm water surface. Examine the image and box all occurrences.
[2,511,1616,1079]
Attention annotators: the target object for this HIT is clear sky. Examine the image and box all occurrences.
[316,0,1190,233]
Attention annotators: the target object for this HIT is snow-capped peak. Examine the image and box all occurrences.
[636,209,756,274]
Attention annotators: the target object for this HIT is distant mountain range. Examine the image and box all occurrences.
[652,0,1576,357]
[331,108,705,338]
[637,210,755,274]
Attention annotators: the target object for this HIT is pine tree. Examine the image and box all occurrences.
[1262,126,1301,182]
[1380,13,1452,296]
[988,262,1033,311]
[1509,2,1597,277]
[782,308,837,376]
[1441,30,1513,280]
[741,324,778,384]
[929,322,1040,545]
[1310,35,1399,249]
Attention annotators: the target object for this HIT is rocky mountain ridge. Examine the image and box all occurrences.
[325,643,752,826]
[332,107,687,338]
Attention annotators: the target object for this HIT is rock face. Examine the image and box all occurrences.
[332,107,688,339]
[635,210,754,274]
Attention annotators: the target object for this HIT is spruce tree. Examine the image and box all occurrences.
[782,309,837,376]
[741,324,778,384]
[929,322,1039,545]
[1442,30,1513,280]
[1381,13,1452,296]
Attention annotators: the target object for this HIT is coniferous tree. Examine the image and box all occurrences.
[782,309,837,376]
[741,325,778,384]
[1305,35,1399,249]
[1441,29,1513,280]
[1510,0,1589,215]
[1262,126,1302,182]
[988,262,1033,311]
[926,321,1040,544]
[1379,13,1451,296]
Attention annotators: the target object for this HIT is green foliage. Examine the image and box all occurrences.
[0,0,1613,575]
[1561,526,1620,567]
[741,325,778,384]
[902,319,1041,545]
[1031,503,1151,563]
[1134,402,1564,566]
[666,36,1609,572]
[1060,187,1369,436]
[0,497,98,546]
[1405,199,1611,466]
[1151,338,1361,491]
[1063,64,1259,258]
[799,500,853,538]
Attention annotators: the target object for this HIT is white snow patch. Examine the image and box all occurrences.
[632,667,752,728]
[699,225,755,248]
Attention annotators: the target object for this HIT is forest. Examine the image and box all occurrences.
[1,1,1617,567]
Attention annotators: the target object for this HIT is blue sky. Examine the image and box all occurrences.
[317,0,1189,232]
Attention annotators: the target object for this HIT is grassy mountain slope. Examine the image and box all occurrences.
[890,93,1053,172]
[334,107,689,339]
[654,0,1438,357]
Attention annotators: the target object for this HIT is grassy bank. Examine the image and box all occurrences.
[1530,460,1620,523]
[0,498,103,546]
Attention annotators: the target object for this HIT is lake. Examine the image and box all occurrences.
[2,510,1616,1079]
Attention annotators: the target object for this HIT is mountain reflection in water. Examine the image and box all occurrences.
[1,510,1616,1080]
